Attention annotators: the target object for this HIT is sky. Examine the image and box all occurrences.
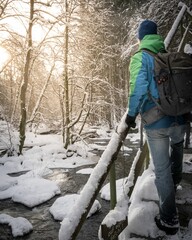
[1,116,192,240]
[0,1,60,70]
[0,47,10,70]
[1,1,54,41]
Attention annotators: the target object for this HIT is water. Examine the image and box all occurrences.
[0,137,140,240]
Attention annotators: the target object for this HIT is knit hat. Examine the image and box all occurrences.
[137,20,157,40]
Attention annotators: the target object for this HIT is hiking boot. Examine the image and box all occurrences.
[155,215,179,235]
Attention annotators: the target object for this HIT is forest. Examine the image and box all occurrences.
[0,0,191,154]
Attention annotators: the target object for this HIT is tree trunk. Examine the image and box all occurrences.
[18,0,34,154]
[63,0,70,149]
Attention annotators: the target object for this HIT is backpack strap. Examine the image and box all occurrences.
[136,48,170,122]
[139,49,167,115]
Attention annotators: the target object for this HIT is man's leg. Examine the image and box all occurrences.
[145,128,177,222]
[170,141,184,186]
[170,125,186,187]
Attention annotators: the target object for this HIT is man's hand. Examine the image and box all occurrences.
[125,115,136,128]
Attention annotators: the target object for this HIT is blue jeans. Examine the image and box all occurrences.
[145,124,186,222]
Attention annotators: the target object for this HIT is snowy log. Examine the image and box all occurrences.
[59,113,130,240]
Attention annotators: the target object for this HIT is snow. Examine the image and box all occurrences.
[1,118,192,240]
[0,177,61,208]
[0,213,33,237]
[0,130,98,174]
[184,43,192,54]
[100,178,128,201]
[76,168,94,174]
[0,174,18,191]
[49,194,101,221]
[119,166,159,238]
[164,2,187,49]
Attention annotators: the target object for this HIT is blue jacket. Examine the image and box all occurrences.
[127,34,185,129]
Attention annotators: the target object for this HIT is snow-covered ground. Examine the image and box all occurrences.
[0,119,192,240]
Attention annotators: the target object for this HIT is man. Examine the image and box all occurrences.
[125,20,186,235]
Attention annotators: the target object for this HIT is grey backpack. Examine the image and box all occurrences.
[144,50,192,116]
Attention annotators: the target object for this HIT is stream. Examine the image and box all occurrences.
[0,135,140,240]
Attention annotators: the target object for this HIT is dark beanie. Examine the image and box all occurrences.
[137,20,157,40]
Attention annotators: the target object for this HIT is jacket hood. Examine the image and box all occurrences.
[139,34,165,53]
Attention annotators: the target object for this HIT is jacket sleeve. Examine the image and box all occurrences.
[127,51,149,117]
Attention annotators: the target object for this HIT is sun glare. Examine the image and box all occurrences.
[0,47,10,70]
